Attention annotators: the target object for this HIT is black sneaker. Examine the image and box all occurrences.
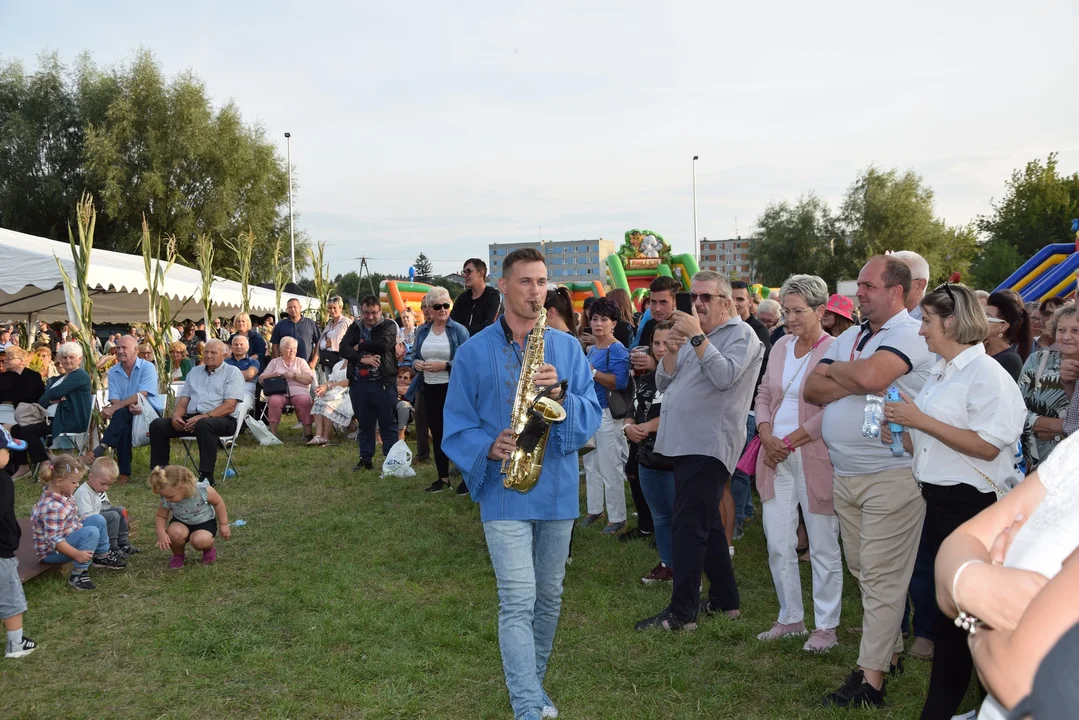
[635,607,697,632]
[68,572,96,591]
[425,480,447,493]
[455,481,468,496]
[92,552,127,570]
[352,459,374,472]
[119,544,140,556]
[732,521,745,541]
[699,596,742,621]
[618,526,652,544]
[890,657,905,677]
[5,636,36,658]
[822,669,886,708]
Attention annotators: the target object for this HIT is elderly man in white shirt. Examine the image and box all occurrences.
[882,283,1025,719]
[890,250,930,321]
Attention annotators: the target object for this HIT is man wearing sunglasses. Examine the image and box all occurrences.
[635,271,764,633]
[451,258,502,338]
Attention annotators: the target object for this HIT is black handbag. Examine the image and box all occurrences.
[261,375,289,396]
[637,435,673,471]
[601,348,635,420]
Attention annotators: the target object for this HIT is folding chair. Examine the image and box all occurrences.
[180,398,252,483]
[55,393,101,457]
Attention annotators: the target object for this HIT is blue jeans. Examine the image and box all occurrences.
[730,414,757,525]
[904,514,936,640]
[42,514,109,571]
[638,465,675,567]
[483,519,573,720]
[101,406,134,475]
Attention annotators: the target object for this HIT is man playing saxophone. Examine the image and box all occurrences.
[443,248,601,720]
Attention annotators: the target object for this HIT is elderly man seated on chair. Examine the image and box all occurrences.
[149,339,245,485]
[90,335,164,484]
[225,334,260,401]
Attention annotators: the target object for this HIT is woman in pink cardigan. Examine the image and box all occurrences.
[754,275,844,653]
[259,336,316,439]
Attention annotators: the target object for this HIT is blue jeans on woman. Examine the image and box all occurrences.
[41,514,109,571]
[638,465,676,568]
[482,519,573,720]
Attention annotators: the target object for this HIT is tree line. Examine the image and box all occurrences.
[0,49,307,281]
[750,155,1079,290]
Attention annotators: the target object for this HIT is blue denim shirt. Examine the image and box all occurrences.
[442,321,601,522]
[107,357,163,413]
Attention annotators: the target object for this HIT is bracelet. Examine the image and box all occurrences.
[781,436,794,452]
[951,560,984,634]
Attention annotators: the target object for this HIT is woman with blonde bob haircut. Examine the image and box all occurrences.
[883,283,1026,719]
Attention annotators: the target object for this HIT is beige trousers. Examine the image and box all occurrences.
[833,467,926,672]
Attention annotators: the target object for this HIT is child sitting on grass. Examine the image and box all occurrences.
[74,457,139,557]
[1,427,35,658]
[32,455,126,592]
[150,465,230,569]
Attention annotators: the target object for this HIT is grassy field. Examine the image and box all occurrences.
[2,424,960,719]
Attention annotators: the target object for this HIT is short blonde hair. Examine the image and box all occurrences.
[169,340,188,356]
[424,286,451,307]
[148,465,198,499]
[921,283,987,345]
[90,456,119,481]
[3,346,27,362]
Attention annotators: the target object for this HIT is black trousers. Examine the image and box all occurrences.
[9,421,51,467]
[919,482,996,720]
[625,445,654,534]
[349,381,397,461]
[149,415,236,480]
[423,382,450,479]
[414,384,431,459]
[670,455,739,620]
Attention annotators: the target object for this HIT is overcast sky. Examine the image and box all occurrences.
[2,1,1077,278]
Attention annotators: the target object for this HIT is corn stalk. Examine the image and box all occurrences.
[308,240,333,325]
[195,234,215,333]
[54,193,105,440]
[223,229,255,314]
[140,218,191,406]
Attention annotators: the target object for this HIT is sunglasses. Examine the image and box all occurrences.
[934,282,956,304]
[985,315,1006,324]
[430,303,451,311]
[690,293,727,304]
[461,268,476,275]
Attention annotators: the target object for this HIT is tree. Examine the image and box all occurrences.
[839,167,977,284]
[749,193,844,288]
[968,238,1025,291]
[976,153,1079,261]
[0,49,307,280]
[413,252,434,282]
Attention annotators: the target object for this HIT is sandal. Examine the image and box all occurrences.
[305,435,326,446]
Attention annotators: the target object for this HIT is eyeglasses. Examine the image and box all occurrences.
[461,268,475,275]
[430,303,451,311]
[690,293,727,304]
[781,307,817,319]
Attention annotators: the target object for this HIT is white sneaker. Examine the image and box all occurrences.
[729,545,735,559]
[542,705,559,719]
[951,712,977,720]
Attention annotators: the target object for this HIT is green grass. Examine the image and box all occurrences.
[3,426,952,719]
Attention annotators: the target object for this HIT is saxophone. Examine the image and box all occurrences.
[502,306,568,492]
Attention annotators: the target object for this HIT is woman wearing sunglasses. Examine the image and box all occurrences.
[984,291,1033,382]
[413,287,471,494]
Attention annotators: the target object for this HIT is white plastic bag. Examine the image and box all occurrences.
[381,440,416,478]
[245,416,283,446]
[131,394,160,447]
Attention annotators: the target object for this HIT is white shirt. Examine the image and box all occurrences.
[910,344,1025,493]
[421,329,452,385]
[73,483,107,519]
[772,340,812,438]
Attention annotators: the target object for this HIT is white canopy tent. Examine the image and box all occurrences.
[0,227,318,326]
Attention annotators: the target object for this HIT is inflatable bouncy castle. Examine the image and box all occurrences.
[606,230,698,307]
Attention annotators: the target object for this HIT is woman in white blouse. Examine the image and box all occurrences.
[883,283,1026,720]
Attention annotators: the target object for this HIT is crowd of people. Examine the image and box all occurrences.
[2,248,1078,720]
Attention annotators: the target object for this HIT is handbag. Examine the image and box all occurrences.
[638,435,674,471]
[596,346,635,420]
[262,375,289,397]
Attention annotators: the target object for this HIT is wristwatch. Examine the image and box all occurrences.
[690,333,707,347]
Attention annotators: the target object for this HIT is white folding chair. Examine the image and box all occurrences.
[179,398,252,483]
[55,393,101,456]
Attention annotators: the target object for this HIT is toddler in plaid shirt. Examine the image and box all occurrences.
[31,455,126,592]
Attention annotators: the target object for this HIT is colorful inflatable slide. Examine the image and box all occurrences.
[605,230,698,306]
[381,280,433,323]
[560,281,606,311]
[994,221,1079,301]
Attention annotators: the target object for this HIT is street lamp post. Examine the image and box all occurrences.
[692,155,699,265]
[285,132,295,282]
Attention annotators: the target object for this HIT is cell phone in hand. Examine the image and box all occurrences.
[676,292,693,315]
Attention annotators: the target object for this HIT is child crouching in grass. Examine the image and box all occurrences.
[74,457,139,557]
[32,455,126,592]
[150,466,230,569]
[1,427,35,657]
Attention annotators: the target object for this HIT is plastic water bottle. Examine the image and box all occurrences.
[224,467,236,479]
[862,395,884,438]
[886,385,905,457]
[230,519,246,527]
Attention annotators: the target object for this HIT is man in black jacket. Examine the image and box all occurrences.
[340,296,400,472]
[450,258,501,338]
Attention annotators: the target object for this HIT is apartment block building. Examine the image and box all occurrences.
[699,236,754,280]
[488,239,616,282]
